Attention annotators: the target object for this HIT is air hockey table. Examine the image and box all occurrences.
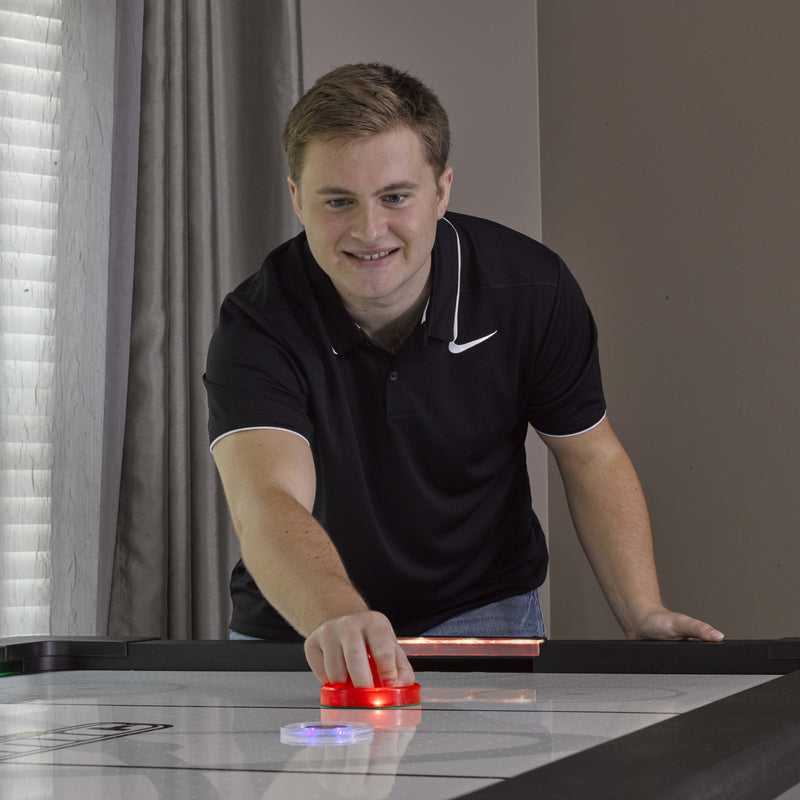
[2,637,800,800]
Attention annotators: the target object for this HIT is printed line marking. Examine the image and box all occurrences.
[0,722,172,762]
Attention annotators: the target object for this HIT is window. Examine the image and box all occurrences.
[0,0,62,636]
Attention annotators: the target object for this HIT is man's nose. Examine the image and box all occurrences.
[351,203,386,242]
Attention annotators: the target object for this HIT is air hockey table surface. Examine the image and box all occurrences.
[2,637,800,800]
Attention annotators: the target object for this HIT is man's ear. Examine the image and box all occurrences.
[288,175,304,225]
[436,166,453,218]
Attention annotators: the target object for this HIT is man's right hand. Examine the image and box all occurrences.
[304,610,416,688]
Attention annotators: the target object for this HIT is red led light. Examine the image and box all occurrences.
[320,705,423,729]
[320,682,422,709]
[398,637,543,658]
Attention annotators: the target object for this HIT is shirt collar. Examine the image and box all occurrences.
[424,215,460,343]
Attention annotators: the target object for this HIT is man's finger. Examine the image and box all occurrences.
[340,637,374,688]
[683,617,724,642]
[394,643,416,687]
[303,637,328,684]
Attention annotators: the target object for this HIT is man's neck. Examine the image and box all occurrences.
[343,264,433,355]
[359,290,429,354]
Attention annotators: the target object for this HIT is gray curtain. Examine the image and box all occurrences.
[105,0,301,639]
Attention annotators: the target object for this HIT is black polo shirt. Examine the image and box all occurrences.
[204,212,606,640]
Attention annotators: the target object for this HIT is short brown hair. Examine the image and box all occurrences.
[282,63,450,179]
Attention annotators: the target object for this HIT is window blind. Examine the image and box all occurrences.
[0,0,61,635]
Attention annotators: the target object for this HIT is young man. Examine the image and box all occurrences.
[205,63,723,690]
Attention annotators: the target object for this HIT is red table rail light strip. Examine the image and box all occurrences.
[398,637,543,658]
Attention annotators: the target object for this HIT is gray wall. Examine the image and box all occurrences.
[540,1,800,638]
[299,0,541,235]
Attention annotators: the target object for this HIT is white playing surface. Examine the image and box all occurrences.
[0,669,780,799]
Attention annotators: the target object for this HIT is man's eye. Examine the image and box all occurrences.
[327,198,352,209]
[384,194,407,205]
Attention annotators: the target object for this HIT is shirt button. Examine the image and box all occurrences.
[389,370,399,381]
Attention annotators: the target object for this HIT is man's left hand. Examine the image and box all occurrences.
[629,606,724,642]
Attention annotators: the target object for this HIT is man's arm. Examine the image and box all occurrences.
[212,428,414,687]
[540,417,724,641]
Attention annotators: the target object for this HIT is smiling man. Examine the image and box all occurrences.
[204,63,722,690]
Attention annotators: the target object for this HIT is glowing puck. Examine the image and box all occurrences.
[320,682,422,709]
[280,721,374,746]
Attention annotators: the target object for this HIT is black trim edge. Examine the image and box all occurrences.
[456,670,800,800]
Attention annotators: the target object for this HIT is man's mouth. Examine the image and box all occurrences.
[346,248,398,261]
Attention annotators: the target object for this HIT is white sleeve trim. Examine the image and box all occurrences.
[534,411,607,439]
[209,426,311,453]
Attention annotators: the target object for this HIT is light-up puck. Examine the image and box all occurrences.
[320,682,422,709]
[280,721,374,746]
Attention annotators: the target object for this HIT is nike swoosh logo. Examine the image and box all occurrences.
[441,217,498,356]
[449,330,498,354]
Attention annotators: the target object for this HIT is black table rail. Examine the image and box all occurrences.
[2,636,800,676]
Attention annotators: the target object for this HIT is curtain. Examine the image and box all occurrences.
[48,0,119,635]
[105,0,301,639]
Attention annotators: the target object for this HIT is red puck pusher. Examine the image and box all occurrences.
[320,650,421,709]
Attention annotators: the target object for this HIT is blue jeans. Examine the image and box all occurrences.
[229,589,545,640]
[421,590,545,638]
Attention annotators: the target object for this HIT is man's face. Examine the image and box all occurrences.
[288,126,452,320]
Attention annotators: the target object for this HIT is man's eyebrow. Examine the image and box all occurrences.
[316,185,352,196]
[316,181,421,196]
[379,181,420,193]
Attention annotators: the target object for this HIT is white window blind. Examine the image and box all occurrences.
[0,0,62,636]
